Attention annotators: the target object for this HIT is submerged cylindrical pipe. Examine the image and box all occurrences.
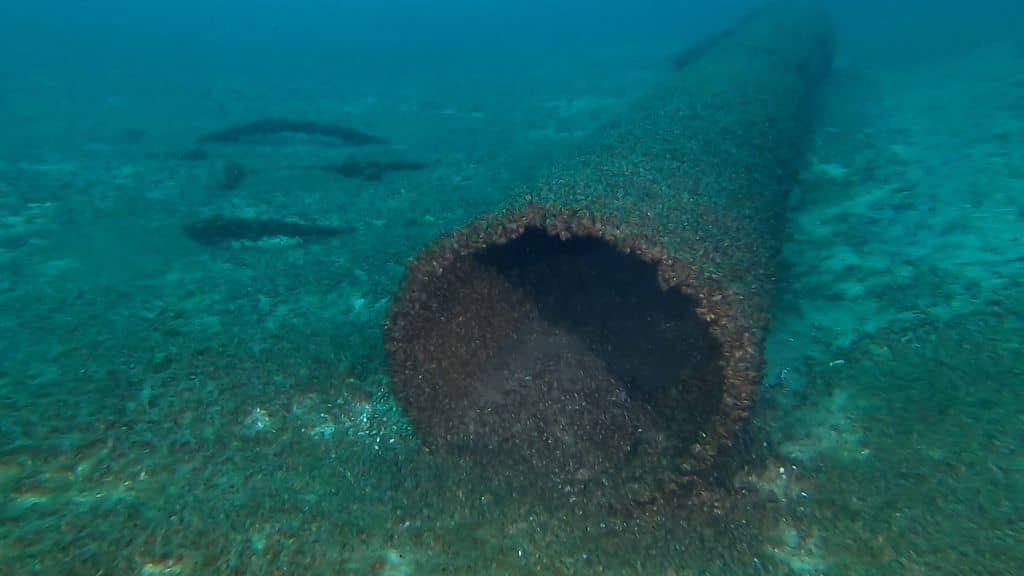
[386,2,833,500]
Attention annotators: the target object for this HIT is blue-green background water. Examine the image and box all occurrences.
[1,1,1021,574]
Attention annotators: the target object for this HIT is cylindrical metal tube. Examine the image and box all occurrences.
[386,2,833,500]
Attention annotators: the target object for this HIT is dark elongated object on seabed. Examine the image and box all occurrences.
[183,215,349,246]
[670,3,769,70]
[198,119,386,146]
[324,159,430,181]
[385,1,833,502]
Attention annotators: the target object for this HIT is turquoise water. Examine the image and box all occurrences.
[1,1,1021,574]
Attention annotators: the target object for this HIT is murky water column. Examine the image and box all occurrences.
[386,1,833,504]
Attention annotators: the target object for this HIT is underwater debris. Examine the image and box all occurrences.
[144,148,210,161]
[671,29,734,69]
[170,148,210,161]
[183,215,350,246]
[114,128,149,144]
[669,5,766,69]
[323,159,430,181]
[215,159,248,191]
[198,118,387,146]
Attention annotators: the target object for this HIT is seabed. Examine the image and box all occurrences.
[1,36,1021,576]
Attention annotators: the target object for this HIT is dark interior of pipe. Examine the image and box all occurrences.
[476,228,721,408]
[419,226,728,481]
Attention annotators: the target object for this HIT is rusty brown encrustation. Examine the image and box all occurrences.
[385,1,834,503]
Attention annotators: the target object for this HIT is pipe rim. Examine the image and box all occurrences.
[386,203,763,498]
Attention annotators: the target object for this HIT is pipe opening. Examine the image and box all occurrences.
[476,227,723,416]
[390,223,729,487]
